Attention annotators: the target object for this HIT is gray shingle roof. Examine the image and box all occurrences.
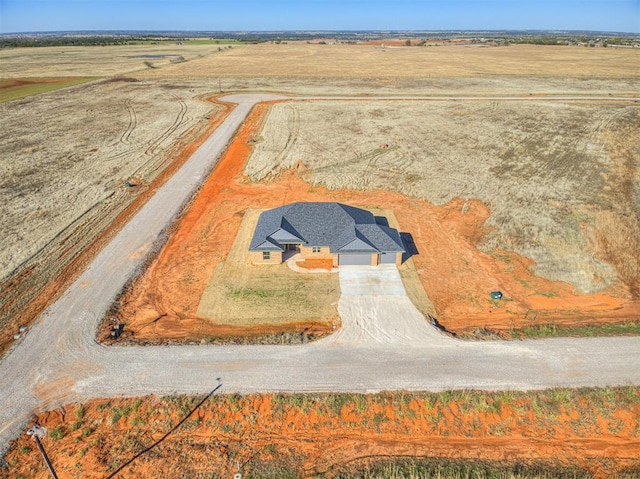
[249,202,405,254]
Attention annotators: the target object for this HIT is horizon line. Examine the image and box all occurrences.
[2,28,639,36]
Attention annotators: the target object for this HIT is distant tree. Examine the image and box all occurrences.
[405,39,411,46]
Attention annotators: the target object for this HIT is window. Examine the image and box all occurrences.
[262,251,270,260]
[312,246,321,253]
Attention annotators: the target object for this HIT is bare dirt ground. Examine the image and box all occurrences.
[0,79,228,355]
[5,389,639,478]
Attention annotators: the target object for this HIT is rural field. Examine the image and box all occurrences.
[137,42,640,96]
[0,76,229,354]
[1,41,640,478]
[0,43,231,78]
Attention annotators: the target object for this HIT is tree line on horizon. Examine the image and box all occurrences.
[0,31,637,49]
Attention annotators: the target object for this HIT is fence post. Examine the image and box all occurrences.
[27,424,59,479]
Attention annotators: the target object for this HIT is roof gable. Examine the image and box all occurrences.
[336,235,378,252]
[253,239,284,251]
[269,226,304,243]
[356,224,405,252]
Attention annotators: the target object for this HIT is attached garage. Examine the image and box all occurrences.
[338,253,372,266]
[249,202,406,267]
[379,252,398,264]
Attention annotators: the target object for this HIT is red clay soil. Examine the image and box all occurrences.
[0,96,233,357]
[297,258,334,270]
[5,389,640,478]
[110,101,640,343]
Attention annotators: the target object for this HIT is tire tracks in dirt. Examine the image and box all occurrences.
[144,95,188,157]
[119,98,138,145]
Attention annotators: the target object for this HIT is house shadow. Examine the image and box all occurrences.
[374,216,390,227]
[400,232,419,263]
[374,216,418,264]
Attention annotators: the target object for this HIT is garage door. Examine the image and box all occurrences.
[338,254,371,266]
[379,252,397,264]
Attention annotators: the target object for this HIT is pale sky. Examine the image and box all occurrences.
[1,0,638,34]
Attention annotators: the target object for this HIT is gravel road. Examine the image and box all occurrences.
[2,93,640,455]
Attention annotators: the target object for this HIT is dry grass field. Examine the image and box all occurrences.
[137,43,640,95]
[246,100,640,296]
[0,77,224,348]
[0,43,226,77]
[197,209,340,326]
[0,42,637,347]
[141,43,640,78]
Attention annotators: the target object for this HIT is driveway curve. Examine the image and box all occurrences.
[2,93,640,456]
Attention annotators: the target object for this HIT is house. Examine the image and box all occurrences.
[249,202,405,266]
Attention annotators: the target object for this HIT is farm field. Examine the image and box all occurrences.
[5,388,639,478]
[0,43,227,77]
[136,42,640,96]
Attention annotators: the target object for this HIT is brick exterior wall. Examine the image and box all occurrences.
[250,251,282,265]
[300,245,332,260]
[250,249,401,266]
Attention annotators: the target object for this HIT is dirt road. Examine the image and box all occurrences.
[2,94,640,456]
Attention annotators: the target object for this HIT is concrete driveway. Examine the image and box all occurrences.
[320,266,445,346]
[338,265,406,296]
